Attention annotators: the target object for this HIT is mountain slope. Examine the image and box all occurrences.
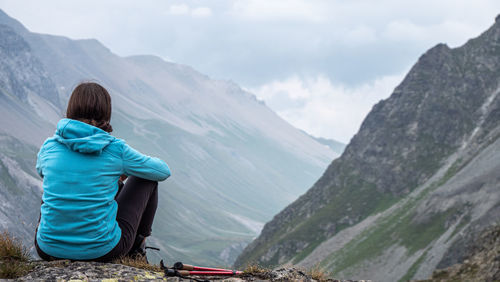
[235,15,500,281]
[0,10,337,266]
[422,224,500,281]
[305,132,346,155]
[0,23,62,243]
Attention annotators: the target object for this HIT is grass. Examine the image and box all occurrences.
[242,263,332,281]
[307,264,331,281]
[249,173,400,267]
[287,178,399,262]
[320,162,464,275]
[398,250,428,282]
[398,209,455,255]
[0,231,166,279]
[112,256,162,272]
[324,205,452,275]
[0,232,32,279]
[242,263,270,274]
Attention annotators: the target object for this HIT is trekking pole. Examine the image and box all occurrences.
[176,270,242,276]
[173,261,243,274]
[160,260,243,278]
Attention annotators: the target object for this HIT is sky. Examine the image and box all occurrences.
[1,0,499,143]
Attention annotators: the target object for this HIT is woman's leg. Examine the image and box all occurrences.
[135,184,158,238]
[95,176,158,262]
[117,175,158,239]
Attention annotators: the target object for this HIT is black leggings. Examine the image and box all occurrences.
[35,176,158,262]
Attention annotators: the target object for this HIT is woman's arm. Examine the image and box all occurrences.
[122,143,171,181]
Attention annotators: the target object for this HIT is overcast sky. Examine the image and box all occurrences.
[1,0,499,143]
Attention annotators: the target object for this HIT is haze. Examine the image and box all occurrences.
[1,0,498,142]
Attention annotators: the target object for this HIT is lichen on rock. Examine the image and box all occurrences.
[18,260,166,281]
[16,260,370,281]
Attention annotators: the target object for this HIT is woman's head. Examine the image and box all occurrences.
[66,82,113,132]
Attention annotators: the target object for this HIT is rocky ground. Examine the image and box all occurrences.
[14,260,370,281]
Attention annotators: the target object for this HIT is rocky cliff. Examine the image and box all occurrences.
[235,15,500,281]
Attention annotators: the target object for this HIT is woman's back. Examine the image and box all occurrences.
[36,118,169,259]
[36,82,170,262]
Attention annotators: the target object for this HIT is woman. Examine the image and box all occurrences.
[35,82,170,262]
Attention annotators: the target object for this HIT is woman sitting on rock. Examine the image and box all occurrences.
[35,82,171,262]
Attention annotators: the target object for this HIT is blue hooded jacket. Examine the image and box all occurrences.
[36,118,170,260]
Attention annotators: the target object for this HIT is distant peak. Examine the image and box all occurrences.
[496,14,500,23]
[433,42,451,51]
[75,38,111,53]
[0,8,8,18]
[419,42,451,61]
[126,54,167,64]
[0,8,29,34]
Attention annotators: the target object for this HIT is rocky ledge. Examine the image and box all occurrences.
[16,260,370,281]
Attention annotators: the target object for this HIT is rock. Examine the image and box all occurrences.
[17,260,370,281]
[18,260,165,281]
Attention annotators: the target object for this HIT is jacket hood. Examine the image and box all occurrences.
[55,118,115,154]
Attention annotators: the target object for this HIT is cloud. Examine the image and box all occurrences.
[381,19,481,47]
[168,4,190,15]
[3,0,499,89]
[230,0,328,22]
[2,0,500,140]
[191,7,212,18]
[166,4,212,18]
[250,73,406,143]
[342,25,378,46]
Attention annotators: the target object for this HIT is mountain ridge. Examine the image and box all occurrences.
[303,131,346,155]
[235,14,500,281]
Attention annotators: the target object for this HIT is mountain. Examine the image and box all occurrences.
[235,15,500,281]
[0,9,338,266]
[306,133,346,155]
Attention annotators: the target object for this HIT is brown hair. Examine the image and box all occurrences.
[66,82,113,132]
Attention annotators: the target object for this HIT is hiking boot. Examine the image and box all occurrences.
[128,234,148,263]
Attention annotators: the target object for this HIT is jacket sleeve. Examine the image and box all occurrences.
[122,143,171,181]
[36,147,44,178]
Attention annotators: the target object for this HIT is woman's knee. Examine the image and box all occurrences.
[126,176,158,189]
